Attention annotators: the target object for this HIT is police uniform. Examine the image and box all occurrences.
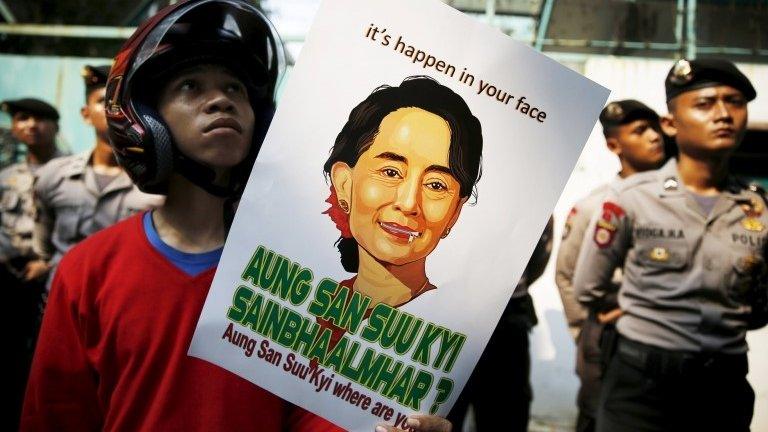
[33,65,163,282]
[557,182,618,432]
[0,97,61,430]
[574,60,765,432]
[557,100,660,432]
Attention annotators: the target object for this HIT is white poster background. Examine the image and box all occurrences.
[190,0,609,430]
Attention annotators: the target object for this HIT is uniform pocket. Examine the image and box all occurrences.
[0,190,21,229]
[730,253,766,302]
[54,206,85,243]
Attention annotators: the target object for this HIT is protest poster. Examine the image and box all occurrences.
[189,0,609,429]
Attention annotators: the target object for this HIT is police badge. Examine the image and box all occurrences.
[669,59,693,85]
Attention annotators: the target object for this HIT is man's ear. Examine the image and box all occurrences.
[81,105,93,126]
[660,114,677,138]
[606,136,621,156]
[330,161,353,205]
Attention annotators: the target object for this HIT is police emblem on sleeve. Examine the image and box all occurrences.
[593,201,625,248]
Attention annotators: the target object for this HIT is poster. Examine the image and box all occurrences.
[190,0,609,429]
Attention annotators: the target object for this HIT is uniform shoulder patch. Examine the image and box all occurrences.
[593,201,626,248]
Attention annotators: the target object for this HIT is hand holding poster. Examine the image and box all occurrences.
[190,0,609,430]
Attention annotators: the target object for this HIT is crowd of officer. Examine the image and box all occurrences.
[1,66,163,429]
[556,58,767,432]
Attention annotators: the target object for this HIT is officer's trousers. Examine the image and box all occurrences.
[575,317,615,432]
[3,261,45,430]
[597,335,754,432]
[447,296,534,432]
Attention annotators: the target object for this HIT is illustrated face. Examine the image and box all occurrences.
[157,64,255,170]
[612,118,665,170]
[82,87,109,141]
[664,85,748,156]
[11,112,57,149]
[332,107,466,266]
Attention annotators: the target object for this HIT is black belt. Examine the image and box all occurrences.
[616,335,748,377]
[3,256,33,278]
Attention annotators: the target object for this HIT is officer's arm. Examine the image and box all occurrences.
[555,204,591,338]
[32,173,55,262]
[573,194,632,310]
[21,267,103,429]
[747,209,768,330]
[0,179,17,261]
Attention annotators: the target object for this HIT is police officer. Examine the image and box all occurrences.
[0,97,61,429]
[556,100,665,432]
[574,59,767,432]
[30,65,164,283]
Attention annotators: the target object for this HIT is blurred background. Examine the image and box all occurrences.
[1,1,766,430]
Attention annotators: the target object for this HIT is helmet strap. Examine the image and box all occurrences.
[173,151,233,198]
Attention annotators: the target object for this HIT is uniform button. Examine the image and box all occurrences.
[704,259,714,271]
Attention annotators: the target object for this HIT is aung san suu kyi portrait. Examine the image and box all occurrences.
[322,76,483,309]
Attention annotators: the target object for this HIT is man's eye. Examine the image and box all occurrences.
[227,83,244,93]
[179,80,197,91]
[728,98,746,107]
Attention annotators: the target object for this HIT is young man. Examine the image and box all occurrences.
[30,65,163,286]
[555,100,664,432]
[0,98,62,430]
[23,2,450,431]
[574,59,766,432]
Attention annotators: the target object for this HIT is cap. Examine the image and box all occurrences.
[82,65,111,95]
[665,58,756,102]
[0,98,60,121]
[599,99,659,131]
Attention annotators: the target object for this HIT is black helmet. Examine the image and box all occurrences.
[106,0,285,197]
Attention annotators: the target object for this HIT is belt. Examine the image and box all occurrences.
[616,335,748,377]
[3,255,33,278]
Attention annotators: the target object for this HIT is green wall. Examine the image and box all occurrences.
[0,53,113,155]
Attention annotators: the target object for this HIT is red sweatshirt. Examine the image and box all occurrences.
[22,214,344,432]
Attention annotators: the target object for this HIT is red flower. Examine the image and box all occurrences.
[322,186,352,238]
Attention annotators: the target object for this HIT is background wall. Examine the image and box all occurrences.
[0,53,111,154]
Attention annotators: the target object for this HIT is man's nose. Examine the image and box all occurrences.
[646,127,661,143]
[713,99,733,122]
[203,90,236,114]
[21,117,39,129]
